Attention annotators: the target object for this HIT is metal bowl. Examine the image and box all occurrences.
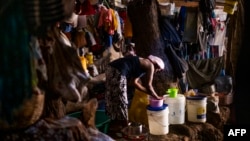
[121,122,148,140]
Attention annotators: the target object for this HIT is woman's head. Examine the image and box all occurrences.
[147,55,165,71]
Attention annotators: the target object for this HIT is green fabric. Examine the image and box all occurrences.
[0,0,32,123]
[186,57,224,89]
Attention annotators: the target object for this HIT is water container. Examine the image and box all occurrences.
[186,95,207,123]
[147,104,169,135]
[164,94,186,124]
[149,96,164,108]
[85,52,94,65]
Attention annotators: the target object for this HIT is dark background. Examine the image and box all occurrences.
[234,0,250,124]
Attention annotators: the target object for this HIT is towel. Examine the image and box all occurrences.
[148,55,165,70]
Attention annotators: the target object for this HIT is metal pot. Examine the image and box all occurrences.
[198,84,216,95]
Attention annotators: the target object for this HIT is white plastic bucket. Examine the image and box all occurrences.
[164,94,186,124]
[147,104,169,135]
[186,95,207,123]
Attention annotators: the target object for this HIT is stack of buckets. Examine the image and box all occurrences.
[147,96,169,135]
[146,88,207,136]
[164,88,208,124]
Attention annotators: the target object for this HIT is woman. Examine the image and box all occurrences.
[105,54,165,131]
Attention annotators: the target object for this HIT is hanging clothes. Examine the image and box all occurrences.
[77,15,88,29]
[113,10,123,41]
[124,16,133,38]
[159,16,188,79]
[182,7,199,43]
[77,0,96,15]
[186,56,224,89]
[23,0,75,33]
[98,6,118,35]
[59,31,72,47]
[84,28,97,47]
[208,21,227,57]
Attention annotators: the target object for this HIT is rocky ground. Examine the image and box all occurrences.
[106,106,231,141]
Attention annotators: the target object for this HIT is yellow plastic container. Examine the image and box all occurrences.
[85,52,94,65]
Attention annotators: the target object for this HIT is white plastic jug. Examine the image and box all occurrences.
[164,94,186,124]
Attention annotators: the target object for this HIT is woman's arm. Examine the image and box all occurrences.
[133,58,162,99]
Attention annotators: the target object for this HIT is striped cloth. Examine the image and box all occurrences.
[23,0,75,33]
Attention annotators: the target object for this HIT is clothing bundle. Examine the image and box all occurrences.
[23,0,75,33]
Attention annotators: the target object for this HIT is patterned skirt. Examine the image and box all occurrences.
[105,65,128,121]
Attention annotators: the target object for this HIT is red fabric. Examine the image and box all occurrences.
[118,10,127,23]
[78,0,96,15]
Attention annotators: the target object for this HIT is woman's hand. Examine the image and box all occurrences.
[151,94,163,100]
